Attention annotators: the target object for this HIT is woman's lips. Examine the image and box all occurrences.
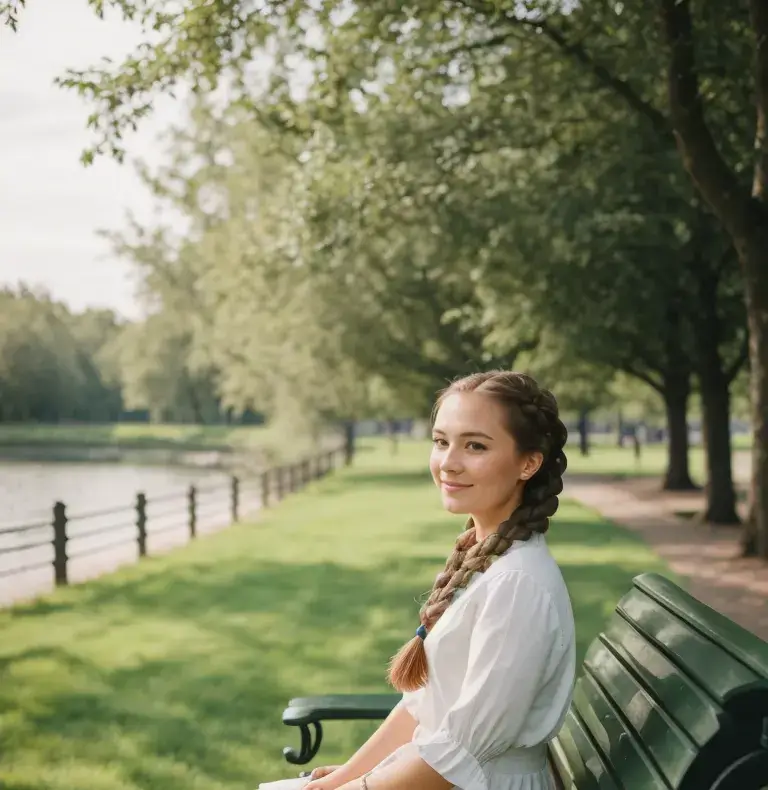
[441,481,473,492]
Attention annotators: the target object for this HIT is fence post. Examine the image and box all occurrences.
[136,493,147,558]
[188,485,197,539]
[261,470,270,508]
[52,501,68,586]
[231,476,240,523]
[343,421,355,466]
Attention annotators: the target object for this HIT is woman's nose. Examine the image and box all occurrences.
[440,447,463,474]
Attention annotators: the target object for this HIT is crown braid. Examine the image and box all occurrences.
[387,372,568,692]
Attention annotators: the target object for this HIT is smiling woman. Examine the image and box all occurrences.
[272,371,575,790]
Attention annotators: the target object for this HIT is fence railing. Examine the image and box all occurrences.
[0,445,345,591]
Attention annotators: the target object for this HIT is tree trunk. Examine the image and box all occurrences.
[663,373,697,490]
[577,409,590,456]
[388,419,399,455]
[616,408,624,447]
[692,261,740,524]
[700,372,739,523]
[187,380,205,425]
[343,420,356,466]
[659,0,768,553]
[743,240,768,556]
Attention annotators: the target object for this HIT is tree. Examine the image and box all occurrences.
[657,0,768,553]
[3,1,754,526]
[0,287,124,422]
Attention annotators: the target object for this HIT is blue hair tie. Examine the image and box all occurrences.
[416,624,428,640]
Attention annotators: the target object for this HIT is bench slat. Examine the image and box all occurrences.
[599,616,722,749]
[585,637,699,786]
[573,673,671,789]
[634,573,768,682]
[555,708,621,790]
[618,588,763,706]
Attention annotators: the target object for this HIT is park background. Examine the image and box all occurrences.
[2,1,768,789]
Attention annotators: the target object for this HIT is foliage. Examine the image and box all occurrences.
[0,287,123,422]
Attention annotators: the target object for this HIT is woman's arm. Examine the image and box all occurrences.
[308,702,419,790]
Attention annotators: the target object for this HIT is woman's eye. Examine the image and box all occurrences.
[468,442,487,452]
[432,437,447,446]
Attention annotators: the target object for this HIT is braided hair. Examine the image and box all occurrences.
[387,371,568,693]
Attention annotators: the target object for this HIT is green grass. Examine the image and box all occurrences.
[0,423,273,450]
[0,441,672,790]
[565,443,707,481]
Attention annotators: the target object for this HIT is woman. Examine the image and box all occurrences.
[262,371,575,790]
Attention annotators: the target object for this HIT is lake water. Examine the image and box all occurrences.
[0,461,265,607]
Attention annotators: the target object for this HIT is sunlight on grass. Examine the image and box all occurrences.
[564,442,708,482]
[0,440,672,789]
[0,422,270,448]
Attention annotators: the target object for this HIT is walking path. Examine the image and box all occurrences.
[566,463,768,640]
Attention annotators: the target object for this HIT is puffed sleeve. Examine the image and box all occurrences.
[413,570,562,789]
[400,687,426,722]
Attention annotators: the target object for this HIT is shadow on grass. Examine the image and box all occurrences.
[1,555,435,788]
[310,468,434,497]
[0,500,669,789]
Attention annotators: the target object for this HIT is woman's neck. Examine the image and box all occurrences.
[472,491,524,542]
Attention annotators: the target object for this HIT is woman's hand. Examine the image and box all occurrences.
[303,765,344,790]
[309,766,343,780]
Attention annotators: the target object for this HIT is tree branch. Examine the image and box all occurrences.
[750,0,768,199]
[452,0,672,137]
[620,360,665,394]
[507,14,672,138]
[659,0,754,238]
[726,332,751,383]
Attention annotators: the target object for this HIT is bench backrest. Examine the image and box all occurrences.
[549,572,768,790]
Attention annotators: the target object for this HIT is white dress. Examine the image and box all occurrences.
[370,532,576,790]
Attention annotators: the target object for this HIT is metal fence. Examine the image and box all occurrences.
[0,446,344,602]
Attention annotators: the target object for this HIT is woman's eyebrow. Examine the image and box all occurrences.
[432,429,494,440]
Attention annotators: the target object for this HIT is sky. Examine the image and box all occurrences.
[0,0,186,319]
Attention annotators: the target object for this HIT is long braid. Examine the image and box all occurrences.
[387,372,568,693]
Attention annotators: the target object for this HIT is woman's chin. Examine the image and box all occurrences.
[442,496,469,514]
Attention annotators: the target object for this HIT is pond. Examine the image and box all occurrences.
[0,460,264,607]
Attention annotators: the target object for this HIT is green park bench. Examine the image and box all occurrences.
[281,572,768,789]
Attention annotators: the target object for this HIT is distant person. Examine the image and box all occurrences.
[261,371,576,790]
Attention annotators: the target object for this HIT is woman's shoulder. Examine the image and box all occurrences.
[481,537,574,629]
[487,534,562,587]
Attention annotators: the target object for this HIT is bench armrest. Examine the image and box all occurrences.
[282,694,401,764]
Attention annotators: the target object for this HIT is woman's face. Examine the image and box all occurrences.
[429,392,541,525]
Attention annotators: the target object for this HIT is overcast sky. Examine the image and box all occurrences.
[0,0,186,319]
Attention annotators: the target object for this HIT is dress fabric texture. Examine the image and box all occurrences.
[371,533,576,790]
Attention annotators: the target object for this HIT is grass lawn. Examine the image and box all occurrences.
[0,441,673,790]
[565,442,708,481]
[0,423,280,448]
[0,423,276,451]
[0,423,338,466]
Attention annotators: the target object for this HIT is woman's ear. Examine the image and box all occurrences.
[520,452,544,481]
